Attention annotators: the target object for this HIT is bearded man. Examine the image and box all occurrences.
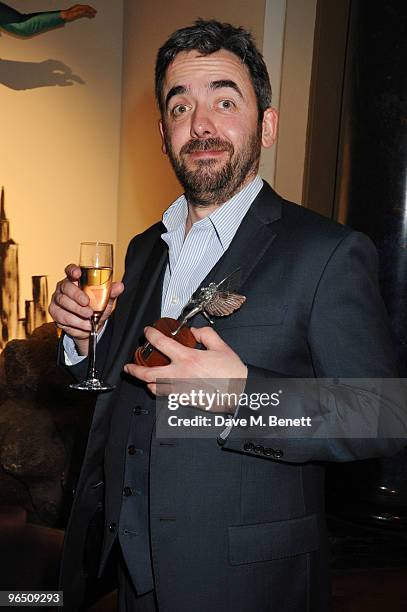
[49,19,404,612]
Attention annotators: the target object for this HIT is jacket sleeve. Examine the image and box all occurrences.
[219,231,407,462]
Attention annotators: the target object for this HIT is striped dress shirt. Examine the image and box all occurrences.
[64,175,263,363]
[161,175,263,319]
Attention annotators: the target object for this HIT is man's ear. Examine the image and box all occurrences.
[159,119,167,154]
[261,108,278,148]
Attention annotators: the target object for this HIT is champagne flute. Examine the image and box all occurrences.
[70,241,114,392]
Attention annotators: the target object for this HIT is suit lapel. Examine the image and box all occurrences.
[105,235,168,381]
[192,181,282,296]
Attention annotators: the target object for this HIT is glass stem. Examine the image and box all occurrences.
[87,314,99,381]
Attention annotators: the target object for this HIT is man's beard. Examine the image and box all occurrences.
[164,125,262,207]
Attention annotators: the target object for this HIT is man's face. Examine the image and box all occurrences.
[159,50,277,206]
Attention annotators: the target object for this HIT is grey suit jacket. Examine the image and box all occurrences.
[59,182,405,611]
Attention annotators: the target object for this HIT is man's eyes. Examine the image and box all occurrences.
[218,99,236,110]
[170,99,237,118]
[172,104,188,117]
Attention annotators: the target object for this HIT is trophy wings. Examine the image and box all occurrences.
[204,291,246,317]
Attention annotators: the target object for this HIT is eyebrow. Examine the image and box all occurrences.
[164,79,244,110]
[165,85,186,109]
[209,80,243,98]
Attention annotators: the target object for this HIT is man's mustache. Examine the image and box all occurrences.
[180,138,234,155]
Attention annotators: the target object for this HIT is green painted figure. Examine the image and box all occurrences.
[0,2,96,37]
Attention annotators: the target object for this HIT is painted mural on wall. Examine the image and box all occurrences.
[0,2,96,38]
[0,187,48,351]
[0,3,97,353]
[0,0,122,534]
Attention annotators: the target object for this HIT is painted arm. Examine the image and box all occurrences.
[0,3,95,37]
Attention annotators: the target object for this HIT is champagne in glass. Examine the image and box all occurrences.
[80,266,112,316]
[70,242,114,392]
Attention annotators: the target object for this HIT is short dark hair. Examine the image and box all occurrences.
[155,19,272,118]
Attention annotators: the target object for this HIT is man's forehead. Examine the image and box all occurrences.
[163,49,251,91]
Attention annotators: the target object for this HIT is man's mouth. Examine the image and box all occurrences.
[187,150,227,159]
[180,138,234,161]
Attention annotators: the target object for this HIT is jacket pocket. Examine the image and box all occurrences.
[228,514,319,565]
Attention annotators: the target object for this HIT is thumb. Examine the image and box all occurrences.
[100,282,124,322]
[110,281,124,299]
[65,263,81,283]
[190,326,227,351]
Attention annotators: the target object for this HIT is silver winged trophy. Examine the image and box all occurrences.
[172,269,246,334]
[134,269,246,366]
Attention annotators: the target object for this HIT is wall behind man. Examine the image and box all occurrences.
[275,0,316,203]
[0,0,123,318]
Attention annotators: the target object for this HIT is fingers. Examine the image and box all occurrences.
[49,289,92,332]
[49,267,92,336]
[58,278,91,312]
[64,263,81,282]
[110,281,124,299]
[55,323,91,339]
[124,362,160,383]
[190,326,228,350]
[123,364,173,396]
[98,281,125,324]
[123,363,170,397]
[51,306,92,331]
[50,283,87,313]
[65,4,97,20]
[144,326,189,362]
[80,4,97,13]
[147,383,157,395]
[79,6,97,18]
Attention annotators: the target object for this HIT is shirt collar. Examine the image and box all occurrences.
[162,175,263,249]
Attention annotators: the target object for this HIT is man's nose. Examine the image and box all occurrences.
[190,106,216,138]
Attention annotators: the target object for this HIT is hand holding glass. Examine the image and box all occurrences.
[70,242,114,391]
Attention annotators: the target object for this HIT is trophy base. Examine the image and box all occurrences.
[134,317,197,367]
